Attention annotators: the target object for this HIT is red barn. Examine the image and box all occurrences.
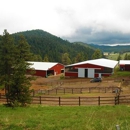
[28,61,64,77]
[119,60,130,71]
[65,58,118,78]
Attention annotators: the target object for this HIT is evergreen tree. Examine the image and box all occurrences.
[43,54,49,62]
[117,54,121,61]
[31,54,42,61]
[16,35,33,61]
[61,53,71,65]
[92,49,103,59]
[74,52,84,63]
[127,54,130,60]
[7,61,32,106]
[0,30,16,102]
[0,32,34,106]
[124,53,128,60]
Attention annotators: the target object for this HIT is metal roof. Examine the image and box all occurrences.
[119,60,130,65]
[66,58,118,68]
[28,61,58,71]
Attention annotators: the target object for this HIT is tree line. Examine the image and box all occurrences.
[0,30,35,107]
[12,29,104,65]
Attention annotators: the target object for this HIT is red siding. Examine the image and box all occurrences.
[65,72,78,77]
[27,69,47,77]
[73,63,104,70]
[34,70,46,77]
[125,65,130,71]
[102,73,111,77]
[95,73,99,77]
[120,65,125,67]
[49,63,64,75]
[120,64,130,71]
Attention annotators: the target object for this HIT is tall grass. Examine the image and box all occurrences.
[0,105,130,130]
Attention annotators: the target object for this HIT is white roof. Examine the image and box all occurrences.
[66,58,118,68]
[119,60,130,65]
[28,61,58,71]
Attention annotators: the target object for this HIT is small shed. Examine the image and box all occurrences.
[119,60,130,71]
[28,61,64,77]
[65,58,118,78]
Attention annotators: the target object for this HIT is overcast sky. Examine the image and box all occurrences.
[1,0,130,44]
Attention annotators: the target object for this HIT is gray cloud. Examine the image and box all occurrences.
[62,27,130,44]
[1,0,130,45]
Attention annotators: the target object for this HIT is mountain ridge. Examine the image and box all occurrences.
[12,29,96,63]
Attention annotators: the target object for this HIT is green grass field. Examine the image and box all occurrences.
[106,52,130,60]
[0,105,130,130]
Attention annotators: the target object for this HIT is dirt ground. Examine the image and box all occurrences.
[30,75,120,89]
[0,74,129,95]
[30,75,130,95]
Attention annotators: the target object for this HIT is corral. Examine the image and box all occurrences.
[0,75,130,106]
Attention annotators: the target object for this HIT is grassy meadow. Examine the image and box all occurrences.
[105,52,130,60]
[0,105,130,130]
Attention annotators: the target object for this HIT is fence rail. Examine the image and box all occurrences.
[0,94,130,106]
[32,87,121,96]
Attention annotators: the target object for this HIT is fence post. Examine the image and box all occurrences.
[115,96,117,105]
[98,88,100,93]
[64,88,65,94]
[59,97,60,106]
[116,125,120,130]
[0,93,1,98]
[118,95,119,104]
[33,90,35,96]
[80,88,82,93]
[105,87,106,93]
[79,97,80,106]
[39,96,41,104]
[56,89,57,95]
[98,96,100,106]
[88,88,90,93]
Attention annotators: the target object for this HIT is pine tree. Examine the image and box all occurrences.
[117,54,121,61]
[61,53,71,65]
[92,49,103,59]
[0,30,16,103]
[43,54,49,62]
[0,32,34,106]
[124,53,128,60]
[7,61,32,106]
[16,35,33,61]
[74,52,84,63]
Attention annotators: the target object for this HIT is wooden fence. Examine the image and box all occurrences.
[0,94,130,106]
[32,87,121,96]
[35,78,122,86]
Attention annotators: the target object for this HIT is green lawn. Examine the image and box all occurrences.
[0,105,130,130]
[106,53,119,60]
[106,52,130,60]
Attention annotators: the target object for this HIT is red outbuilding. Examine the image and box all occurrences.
[119,60,130,71]
[65,58,118,78]
[28,61,64,77]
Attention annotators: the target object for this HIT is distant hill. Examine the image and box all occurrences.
[73,42,94,49]
[90,44,130,53]
[12,29,96,63]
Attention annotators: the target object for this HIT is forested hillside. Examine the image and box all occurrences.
[90,44,130,53]
[12,29,97,63]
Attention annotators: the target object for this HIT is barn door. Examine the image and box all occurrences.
[88,68,94,78]
[85,69,88,77]
[78,68,85,78]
